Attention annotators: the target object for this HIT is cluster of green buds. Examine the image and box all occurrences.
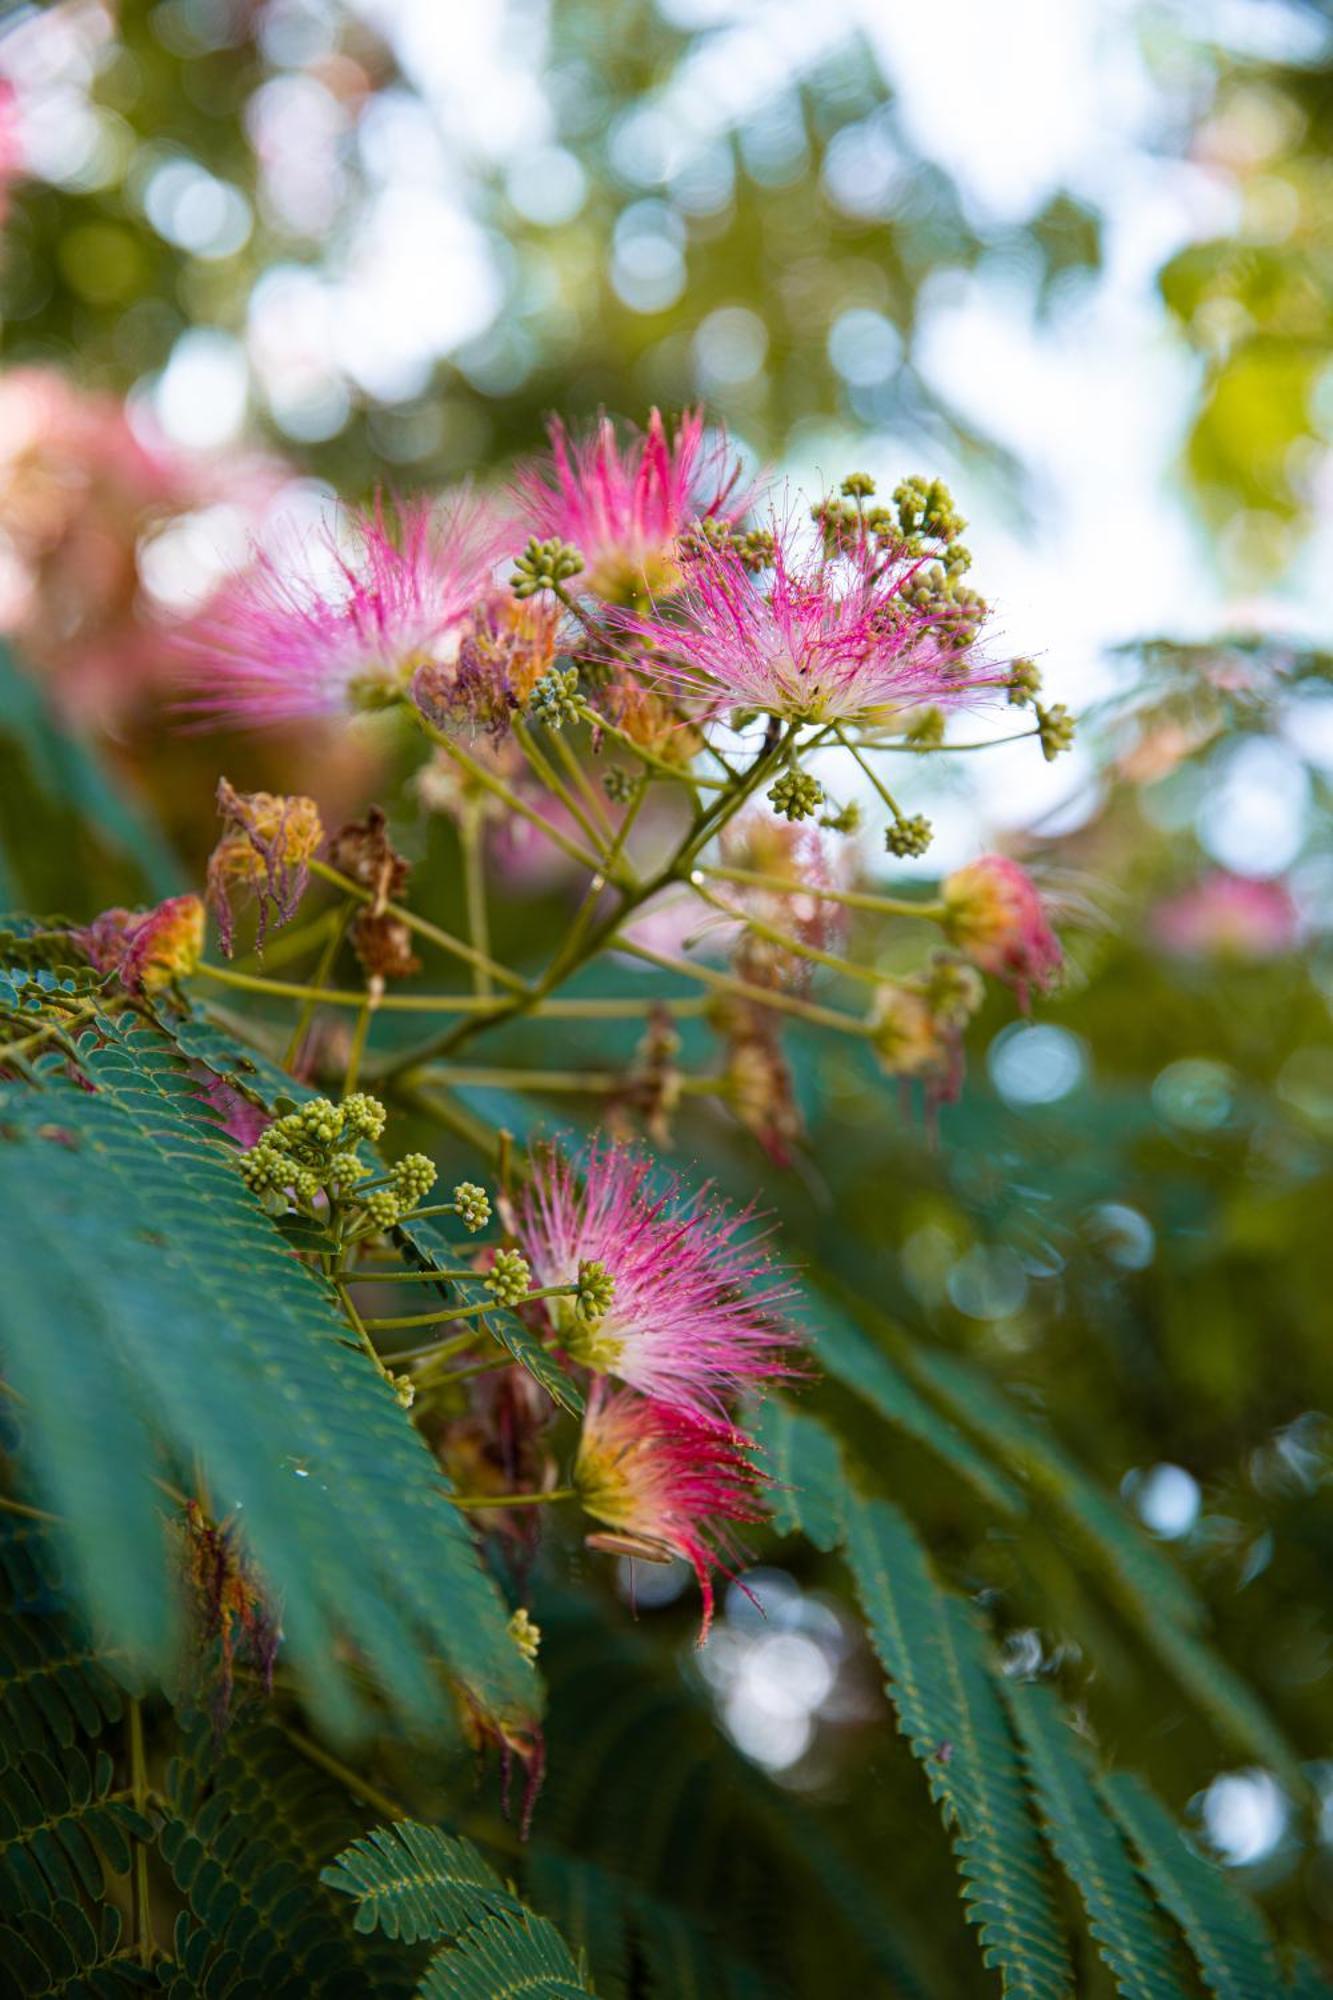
[508,1606,541,1664]
[601,764,636,804]
[813,473,969,565]
[885,813,934,858]
[237,1093,442,1236]
[768,769,824,822]
[511,536,584,600]
[895,561,988,654]
[1007,658,1043,708]
[820,799,862,836]
[678,515,777,572]
[527,665,583,730]
[239,1093,384,1216]
[1035,701,1076,762]
[904,706,946,749]
[575,1258,616,1322]
[453,1181,491,1233]
[484,1247,532,1306]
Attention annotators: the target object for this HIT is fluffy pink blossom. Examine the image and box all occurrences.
[942,855,1061,1008]
[616,522,1003,724]
[512,407,749,603]
[178,493,510,728]
[516,1141,797,1423]
[574,1384,767,1639]
[1153,872,1300,961]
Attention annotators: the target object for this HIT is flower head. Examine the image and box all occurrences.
[575,1385,767,1639]
[512,407,749,604]
[206,779,323,956]
[179,492,508,728]
[77,894,205,994]
[616,519,1004,724]
[516,1141,797,1423]
[942,855,1061,1007]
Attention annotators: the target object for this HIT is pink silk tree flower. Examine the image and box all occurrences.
[942,855,1062,1008]
[574,1384,767,1640]
[616,521,1004,725]
[512,406,749,604]
[516,1141,798,1424]
[1152,871,1300,961]
[178,492,510,728]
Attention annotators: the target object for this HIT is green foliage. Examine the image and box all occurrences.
[0,1003,534,1738]
[1101,1771,1286,2000]
[322,1820,591,1994]
[1003,1681,1190,2000]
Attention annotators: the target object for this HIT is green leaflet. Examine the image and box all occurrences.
[804,1288,1026,1516]
[901,1346,1304,1789]
[1003,1681,1190,2000]
[843,1493,1074,1999]
[0,1010,536,1738]
[750,1397,846,1552]
[1100,1771,1285,2000]
[322,1820,593,1996]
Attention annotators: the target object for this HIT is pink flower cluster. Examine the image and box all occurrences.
[615,520,1003,725]
[942,855,1061,1009]
[516,1141,798,1635]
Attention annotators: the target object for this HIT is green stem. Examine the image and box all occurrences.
[336,1283,396,1382]
[283,899,355,1069]
[198,964,498,1012]
[309,856,526,995]
[689,880,884,987]
[129,1701,155,1966]
[550,722,618,842]
[418,716,606,877]
[613,937,875,1037]
[513,720,621,873]
[343,993,375,1096]
[363,1283,575,1333]
[459,803,492,1000]
[421,1066,625,1094]
[578,701,727,791]
[834,722,905,820]
[446,1486,576,1510]
[698,864,946,922]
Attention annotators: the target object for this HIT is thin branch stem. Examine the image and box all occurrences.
[697,864,946,922]
[446,1486,576,1510]
[688,880,884,987]
[197,964,498,1012]
[612,937,875,1037]
[129,1700,156,1966]
[418,717,607,877]
[309,856,526,995]
[458,804,492,1000]
[283,899,355,1069]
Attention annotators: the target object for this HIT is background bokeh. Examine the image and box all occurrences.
[2,0,1333,1985]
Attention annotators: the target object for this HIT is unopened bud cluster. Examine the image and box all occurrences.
[238,1093,440,1234]
[886,813,933,858]
[768,769,823,823]
[527,666,582,730]
[679,516,776,572]
[575,1258,616,1322]
[485,1246,532,1306]
[453,1181,491,1233]
[511,536,584,599]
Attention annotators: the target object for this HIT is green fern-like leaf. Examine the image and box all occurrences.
[1002,1680,1190,1999]
[901,1346,1303,1787]
[1100,1771,1284,2000]
[750,1399,846,1551]
[844,1493,1073,1998]
[807,1291,1025,1516]
[322,1819,593,1995]
[0,1010,535,1737]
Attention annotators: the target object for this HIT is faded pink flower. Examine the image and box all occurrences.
[206,779,323,957]
[942,855,1061,1008]
[1153,872,1299,961]
[412,588,561,740]
[516,1141,797,1424]
[615,520,1003,724]
[178,493,509,728]
[574,1384,767,1639]
[76,895,205,994]
[512,406,749,604]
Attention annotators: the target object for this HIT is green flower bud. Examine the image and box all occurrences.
[1007,658,1042,708]
[392,1152,438,1209]
[454,1182,491,1233]
[767,769,823,823]
[510,535,584,599]
[1035,701,1075,762]
[885,814,933,858]
[485,1247,532,1307]
[576,1258,616,1322]
[508,1606,541,1663]
[527,665,583,730]
[363,1188,402,1231]
[342,1092,387,1141]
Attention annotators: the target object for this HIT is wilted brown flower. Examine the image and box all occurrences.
[206,778,323,957]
